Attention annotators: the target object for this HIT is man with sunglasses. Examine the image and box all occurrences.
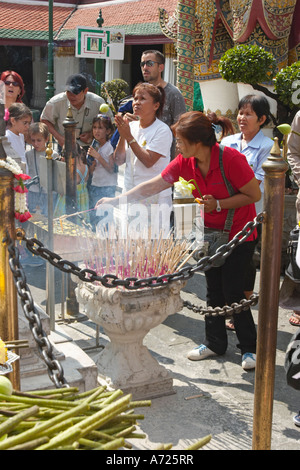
[40,74,112,149]
[140,50,186,159]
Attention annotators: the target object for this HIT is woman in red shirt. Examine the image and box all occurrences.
[96,111,261,371]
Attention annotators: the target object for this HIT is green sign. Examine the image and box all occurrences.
[76,27,125,60]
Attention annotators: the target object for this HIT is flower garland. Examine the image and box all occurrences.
[0,156,31,222]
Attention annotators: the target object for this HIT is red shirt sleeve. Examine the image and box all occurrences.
[161,155,183,185]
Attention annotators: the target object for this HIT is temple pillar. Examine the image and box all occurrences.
[176,0,196,111]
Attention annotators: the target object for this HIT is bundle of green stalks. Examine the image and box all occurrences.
[0,385,211,450]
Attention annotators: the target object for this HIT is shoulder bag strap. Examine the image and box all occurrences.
[218,144,235,233]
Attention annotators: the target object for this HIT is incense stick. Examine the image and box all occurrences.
[83,228,196,282]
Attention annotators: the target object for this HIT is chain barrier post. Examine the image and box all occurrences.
[63,107,79,316]
[63,106,77,214]
[0,85,20,389]
[95,9,104,96]
[252,138,288,450]
[45,137,55,330]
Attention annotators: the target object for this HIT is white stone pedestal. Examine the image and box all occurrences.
[75,280,185,399]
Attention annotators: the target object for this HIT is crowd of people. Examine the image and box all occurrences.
[1,49,299,427]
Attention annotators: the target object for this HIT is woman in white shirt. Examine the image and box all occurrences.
[114,82,173,237]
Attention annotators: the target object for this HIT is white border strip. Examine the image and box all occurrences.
[0,0,144,8]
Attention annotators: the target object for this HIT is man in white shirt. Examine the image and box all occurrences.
[40,74,110,148]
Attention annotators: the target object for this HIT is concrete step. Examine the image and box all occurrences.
[18,300,98,392]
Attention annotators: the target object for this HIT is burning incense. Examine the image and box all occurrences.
[83,228,194,283]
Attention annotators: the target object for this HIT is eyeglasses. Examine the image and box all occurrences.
[140,60,161,68]
[4,80,20,87]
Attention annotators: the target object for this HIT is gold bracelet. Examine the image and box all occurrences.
[128,138,137,145]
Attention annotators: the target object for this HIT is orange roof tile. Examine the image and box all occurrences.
[0,2,74,34]
[64,0,177,30]
[0,0,177,43]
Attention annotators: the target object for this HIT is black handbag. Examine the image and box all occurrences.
[286,225,300,282]
[279,225,300,310]
[284,328,300,390]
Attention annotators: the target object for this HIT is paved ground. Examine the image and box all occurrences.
[21,251,300,451]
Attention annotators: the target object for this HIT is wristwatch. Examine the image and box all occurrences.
[216,200,221,212]
[128,138,136,145]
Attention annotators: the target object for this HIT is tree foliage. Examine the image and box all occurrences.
[274,62,300,109]
[100,79,130,111]
[219,44,277,85]
[219,45,300,133]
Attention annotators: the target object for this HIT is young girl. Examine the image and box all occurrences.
[87,114,117,228]
[25,122,59,216]
[6,104,34,267]
[5,103,32,170]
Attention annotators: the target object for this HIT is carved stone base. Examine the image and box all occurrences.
[75,280,185,399]
[94,340,175,400]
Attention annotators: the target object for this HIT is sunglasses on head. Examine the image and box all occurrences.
[4,80,20,87]
[96,114,111,120]
[140,60,161,68]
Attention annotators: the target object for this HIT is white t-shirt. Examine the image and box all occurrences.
[91,140,117,187]
[5,129,26,166]
[123,118,172,202]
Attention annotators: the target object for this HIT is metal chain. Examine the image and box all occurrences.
[19,213,264,291]
[183,293,259,318]
[4,233,68,388]
[181,213,263,316]
[3,213,263,387]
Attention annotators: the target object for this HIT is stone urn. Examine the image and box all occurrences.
[75,280,186,399]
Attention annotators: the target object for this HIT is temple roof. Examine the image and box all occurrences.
[0,0,178,45]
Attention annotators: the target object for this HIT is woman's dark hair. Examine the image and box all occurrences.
[92,114,115,139]
[0,70,25,102]
[171,111,234,147]
[76,143,87,164]
[7,102,32,128]
[238,94,271,128]
[132,82,165,118]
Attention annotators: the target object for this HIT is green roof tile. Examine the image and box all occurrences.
[56,22,162,41]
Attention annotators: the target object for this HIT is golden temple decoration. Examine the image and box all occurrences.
[158,7,178,41]
[195,0,218,67]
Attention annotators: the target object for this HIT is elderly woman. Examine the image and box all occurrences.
[221,94,273,215]
[1,70,25,108]
[113,82,173,236]
[96,111,261,371]
[221,94,273,329]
